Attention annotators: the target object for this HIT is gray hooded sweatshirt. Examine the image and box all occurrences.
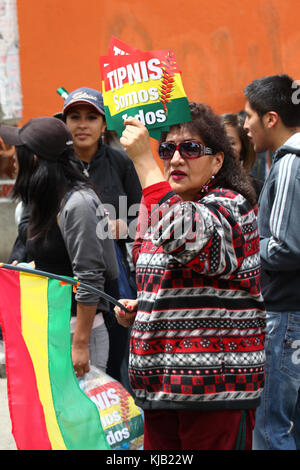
[59,187,119,309]
[258,132,300,311]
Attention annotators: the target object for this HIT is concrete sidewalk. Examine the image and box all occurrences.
[0,378,17,450]
[0,341,17,450]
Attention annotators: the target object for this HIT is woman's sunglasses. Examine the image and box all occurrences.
[158,140,214,160]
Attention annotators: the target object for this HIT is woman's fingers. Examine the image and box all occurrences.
[120,117,151,161]
[114,299,138,327]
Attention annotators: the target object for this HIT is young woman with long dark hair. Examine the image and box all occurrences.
[1,117,119,377]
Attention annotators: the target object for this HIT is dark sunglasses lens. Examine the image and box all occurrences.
[180,141,202,158]
[159,142,175,159]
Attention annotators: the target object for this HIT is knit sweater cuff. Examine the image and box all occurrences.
[142,181,174,211]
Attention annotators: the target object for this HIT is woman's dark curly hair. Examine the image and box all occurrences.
[221,112,257,172]
[161,102,257,206]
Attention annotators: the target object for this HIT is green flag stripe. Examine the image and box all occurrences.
[105,97,191,137]
[47,279,110,450]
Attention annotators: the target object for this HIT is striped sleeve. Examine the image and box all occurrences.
[149,192,246,277]
[260,153,300,270]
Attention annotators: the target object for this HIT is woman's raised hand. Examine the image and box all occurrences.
[120,117,164,190]
[120,117,153,163]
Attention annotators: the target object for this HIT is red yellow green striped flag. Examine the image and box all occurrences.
[0,267,111,450]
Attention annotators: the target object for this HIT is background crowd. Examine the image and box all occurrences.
[0,73,300,451]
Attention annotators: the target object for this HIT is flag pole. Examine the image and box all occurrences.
[0,263,130,313]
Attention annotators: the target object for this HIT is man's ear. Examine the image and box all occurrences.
[263,111,279,129]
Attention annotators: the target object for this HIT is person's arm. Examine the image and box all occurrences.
[259,154,300,271]
[59,189,118,376]
[114,298,138,328]
[8,237,27,264]
[72,304,97,377]
[145,185,248,277]
[109,218,129,240]
[120,117,164,189]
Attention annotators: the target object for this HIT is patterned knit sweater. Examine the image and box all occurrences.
[130,181,266,411]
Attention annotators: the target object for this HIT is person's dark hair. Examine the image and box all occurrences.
[221,112,256,172]
[244,74,300,127]
[11,146,36,202]
[12,146,90,241]
[161,102,257,206]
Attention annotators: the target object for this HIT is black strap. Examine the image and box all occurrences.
[1,264,130,313]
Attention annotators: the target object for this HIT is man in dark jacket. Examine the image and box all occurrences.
[244,74,300,450]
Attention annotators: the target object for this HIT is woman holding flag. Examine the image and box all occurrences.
[114,102,266,450]
[0,117,119,378]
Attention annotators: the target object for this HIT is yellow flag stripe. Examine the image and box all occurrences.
[20,272,67,450]
[103,72,186,116]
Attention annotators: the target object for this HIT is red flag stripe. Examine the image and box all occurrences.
[0,269,51,450]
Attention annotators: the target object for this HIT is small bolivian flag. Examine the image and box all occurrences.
[0,268,110,450]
